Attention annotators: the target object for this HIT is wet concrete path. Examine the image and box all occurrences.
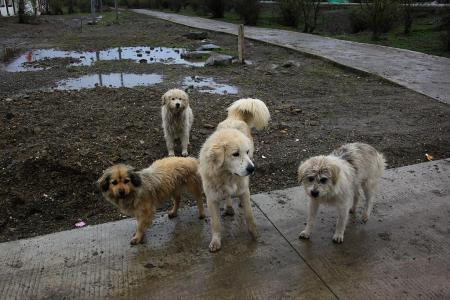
[0,159,449,299]
[131,9,450,105]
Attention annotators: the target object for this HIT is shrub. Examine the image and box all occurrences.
[442,9,450,50]
[233,0,260,25]
[349,8,368,33]
[279,0,302,27]
[77,0,91,12]
[205,0,225,18]
[358,0,399,40]
[48,0,64,14]
[300,0,321,33]
[168,0,184,12]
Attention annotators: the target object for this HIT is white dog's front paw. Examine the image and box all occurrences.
[181,150,189,157]
[299,230,311,240]
[248,224,258,240]
[362,213,370,223]
[332,233,344,244]
[168,151,175,157]
[209,236,221,252]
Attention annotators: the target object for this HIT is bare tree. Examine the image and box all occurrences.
[68,0,74,14]
[300,0,321,33]
[18,0,26,23]
[359,0,399,40]
[279,0,302,27]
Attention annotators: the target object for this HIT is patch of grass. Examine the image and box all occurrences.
[156,5,449,58]
[329,16,450,58]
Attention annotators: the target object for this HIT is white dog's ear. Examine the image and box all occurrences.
[207,143,225,167]
[297,161,307,184]
[329,163,340,185]
[161,94,166,105]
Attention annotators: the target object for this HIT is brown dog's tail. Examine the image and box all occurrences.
[226,98,270,130]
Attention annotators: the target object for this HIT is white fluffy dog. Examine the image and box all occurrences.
[297,143,386,244]
[161,89,193,157]
[199,98,270,252]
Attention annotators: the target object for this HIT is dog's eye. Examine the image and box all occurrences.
[171,98,175,100]
[232,152,239,157]
[320,178,328,184]
[124,179,130,184]
[247,150,249,154]
[111,180,118,185]
[308,176,315,182]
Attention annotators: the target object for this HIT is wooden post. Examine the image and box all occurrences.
[238,24,245,64]
[115,0,118,21]
[90,0,96,24]
[12,0,16,15]
[5,0,10,16]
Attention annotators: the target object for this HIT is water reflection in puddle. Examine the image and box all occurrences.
[55,73,163,90]
[182,76,238,95]
[6,47,205,72]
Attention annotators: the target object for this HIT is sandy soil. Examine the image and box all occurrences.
[1,11,449,242]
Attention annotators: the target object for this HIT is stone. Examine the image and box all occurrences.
[203,123,215,129]
[282,60,300,68]
[196,43,221,51]
[139,59,147,63]
[205,54,233,67]
[5,112,14,120]
[181,51,211,59]
[183,31,208,40]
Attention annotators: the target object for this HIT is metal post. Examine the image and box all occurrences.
[238,24,245,64]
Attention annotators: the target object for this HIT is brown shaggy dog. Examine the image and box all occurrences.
[97,157,205,245]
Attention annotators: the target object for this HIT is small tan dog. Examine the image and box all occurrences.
[297,143,386,244]
[199,98,270,252]
[97,157,205,245]
[161,88,193,157]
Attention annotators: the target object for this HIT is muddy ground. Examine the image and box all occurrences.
[0,11,449,242]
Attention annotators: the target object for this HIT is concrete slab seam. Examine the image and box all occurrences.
[252,199,341,300]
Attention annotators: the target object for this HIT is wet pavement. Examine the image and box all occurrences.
[0,159,449,299]
[5,46,205,72]
[131,9,450,105]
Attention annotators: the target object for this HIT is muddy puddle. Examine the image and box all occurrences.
[54,73,163,90]
[182,76,238,95]
[6,47,205,72]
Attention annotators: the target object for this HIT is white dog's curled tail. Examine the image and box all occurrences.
[227,98,270,130]
[376,152,387,177]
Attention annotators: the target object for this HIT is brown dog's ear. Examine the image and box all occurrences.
[207,143,225,167]
[98,174,111,192]
[129,170,142,187]
[329,163,340,185]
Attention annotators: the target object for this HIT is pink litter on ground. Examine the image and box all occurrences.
[75,221,86,228]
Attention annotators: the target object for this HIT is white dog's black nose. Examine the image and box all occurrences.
[246,164,255,175]
[311,190,319,198]
[175,103,180,108]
